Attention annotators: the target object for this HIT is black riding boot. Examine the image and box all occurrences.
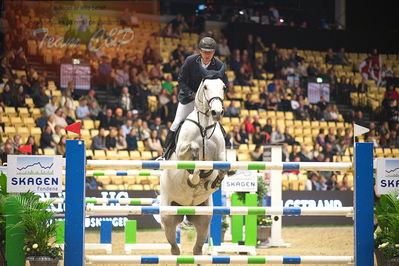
[162,129,176,160]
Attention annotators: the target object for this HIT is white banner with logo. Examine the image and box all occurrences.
[7,155,63,193]
[376,158,399,194]
[222,170,258,192]
[307,82,330,104]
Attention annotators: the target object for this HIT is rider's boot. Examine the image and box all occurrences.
[162,129,176,160]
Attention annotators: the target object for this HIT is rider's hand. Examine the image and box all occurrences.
[188,91,195,100]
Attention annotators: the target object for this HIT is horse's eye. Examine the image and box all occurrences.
[204,85,207,90]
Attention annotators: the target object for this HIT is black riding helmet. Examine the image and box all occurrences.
[198,37,217,51]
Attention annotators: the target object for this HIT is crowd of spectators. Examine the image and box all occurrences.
[1,11,398,191]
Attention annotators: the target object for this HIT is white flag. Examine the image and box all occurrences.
[354,124,370,137]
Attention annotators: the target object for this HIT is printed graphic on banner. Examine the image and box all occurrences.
[0,167,6,175]
[222,170,257,192]
[376,158,399,194]
[7,155,62,193]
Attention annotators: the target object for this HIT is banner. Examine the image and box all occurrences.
[7,155,63,193]
[376,158,399,194]
[307,82,330,103]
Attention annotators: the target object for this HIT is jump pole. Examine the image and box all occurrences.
[65,140,374,265]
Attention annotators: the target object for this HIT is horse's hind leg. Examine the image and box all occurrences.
[161,215,184,255]
[186,214,212,255]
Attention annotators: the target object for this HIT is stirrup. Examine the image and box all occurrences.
[155,156,165,161]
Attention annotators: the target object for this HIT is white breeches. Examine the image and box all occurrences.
[170,101,195,131]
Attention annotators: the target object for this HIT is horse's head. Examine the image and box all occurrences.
[198,63,226,122]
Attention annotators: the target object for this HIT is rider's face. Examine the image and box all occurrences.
[200,49,215,64]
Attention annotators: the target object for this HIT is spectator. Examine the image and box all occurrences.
[216,38,231,58]
[126,128,138,151]
[149,62,163,80]
[243,116,255,134]
[238,124,249,144]
[317,96,328,112]
[339,174,352,191]
[250,144,263,161]
[13,85,27,107]
[225,101,240,117]
[252,125,265,146]
[98,56,112,90]
[231,126,243,148]
[85,89,99,107]
[91,128,107,150]
[298,145,312,162]
[327,174,340,191]
[44,96,59,117]
[325,48,335,64]
[359,57,371,80]
[33,86,49,108]
[323,104,339,121]
[370,48,382,70]
[335,48,350,66]
[88,101,102,120]
[47,115,57,134]
[26,136,39,155]
[141,121,151,141]
[316,128,326,147]
[99,108,118,129]
[56,135,67,156]
[0,142,13,164]
[116,128,128,150]
[263,118,273,136]
[305,172,319,191]
[75,97,91,120]
[118,86,133,112]
[283,127,297,145]
[115,63,131,89]
[40,125,56,150]
[11,134,21,152]
[244,94,257,110]
[235,66,252,86]
[230,50,242,73]
[146,129,163,154]
[255,36,266,52]
[354,110,366,126]
[271,125,285,144]
[114,108,125,128]
[105,127,118,150]
[317,175,328,191]
[151,117,166,136]
[357,78,368,93]
[54,108,68,128]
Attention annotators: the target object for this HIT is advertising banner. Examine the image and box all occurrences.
[7,155,63,193]
[376,158,399,194]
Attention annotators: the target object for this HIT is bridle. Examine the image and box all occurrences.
[196,79,224,117]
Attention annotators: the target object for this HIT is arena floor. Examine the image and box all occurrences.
[76,226,354,266]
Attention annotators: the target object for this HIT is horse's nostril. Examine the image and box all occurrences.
[211,110,217,116]
[221,110,224,116]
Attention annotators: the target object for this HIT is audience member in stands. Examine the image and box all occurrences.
[335,48,350,66]
[13,85,28,107]
[270,125,285,144]
[217,38,231,58]
[316,128,326,147]
[283,127,297,145]
[44,96,59,117]
[325,48,335,64]
[317,96,328,112]
[370,48,382,69]
[99,108,117,129]
[305,172,319,190]
[0,84,13,107]
[327,174,340,190]
[106,127,118,151]
[26,136,39,155]
[146,129,163,154]
[243,116,255,134]
[225,101,240,117]
[75,97,91,120]
[91,128,107,150]
[263,118,273,136]
[359,57,371,80]
[317,175,328,191]
[0,142,13,164]
[252,125,265,146]
[250,144,263,161]
[357,78,368,93]
[244,94,257,110]
[118,86,133,113]
[339,174,352,191]
[126,128,138,151]
[116,128,128,150]
[47,115,57,134]
[40,125,56,150]
[54,108,68,128]
[56,135,66,156]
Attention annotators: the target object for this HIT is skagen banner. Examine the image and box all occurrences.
[282,191,354,225]
[40,190,161,229]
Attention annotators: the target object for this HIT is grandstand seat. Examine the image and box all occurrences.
[18,107,30,118]
[83,120,95,129]
[4,107,16,117]
[237,153,249,161]
[123,176,136,185]
[137,141,144,151]
[130,151,141,160]
[96,176,111,185]
[111,176,123,185]
[4,127,16,136]
[117,150,130,160]
[93,150,107,160]
[106,150,118,159]
[141,151,153,160]
[43,149,56,155]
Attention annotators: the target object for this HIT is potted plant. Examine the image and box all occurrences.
[257,216,272,247]
[374,191,399,265]
[221,215,229,242]
[10,192,63,266]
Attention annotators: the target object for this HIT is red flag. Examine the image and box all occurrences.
[64,121,81,135]
[18,145,32,154]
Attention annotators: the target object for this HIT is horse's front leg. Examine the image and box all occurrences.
[161,214,184,255]
[210,150,227,189]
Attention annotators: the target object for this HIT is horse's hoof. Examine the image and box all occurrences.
[171,247,180,255]
[193,247,203,255]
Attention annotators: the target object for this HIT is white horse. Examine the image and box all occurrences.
[160,64,227,255]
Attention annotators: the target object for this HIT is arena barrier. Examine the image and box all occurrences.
[64,140,374,266]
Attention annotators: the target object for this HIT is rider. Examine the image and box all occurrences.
[162,36,228,159]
